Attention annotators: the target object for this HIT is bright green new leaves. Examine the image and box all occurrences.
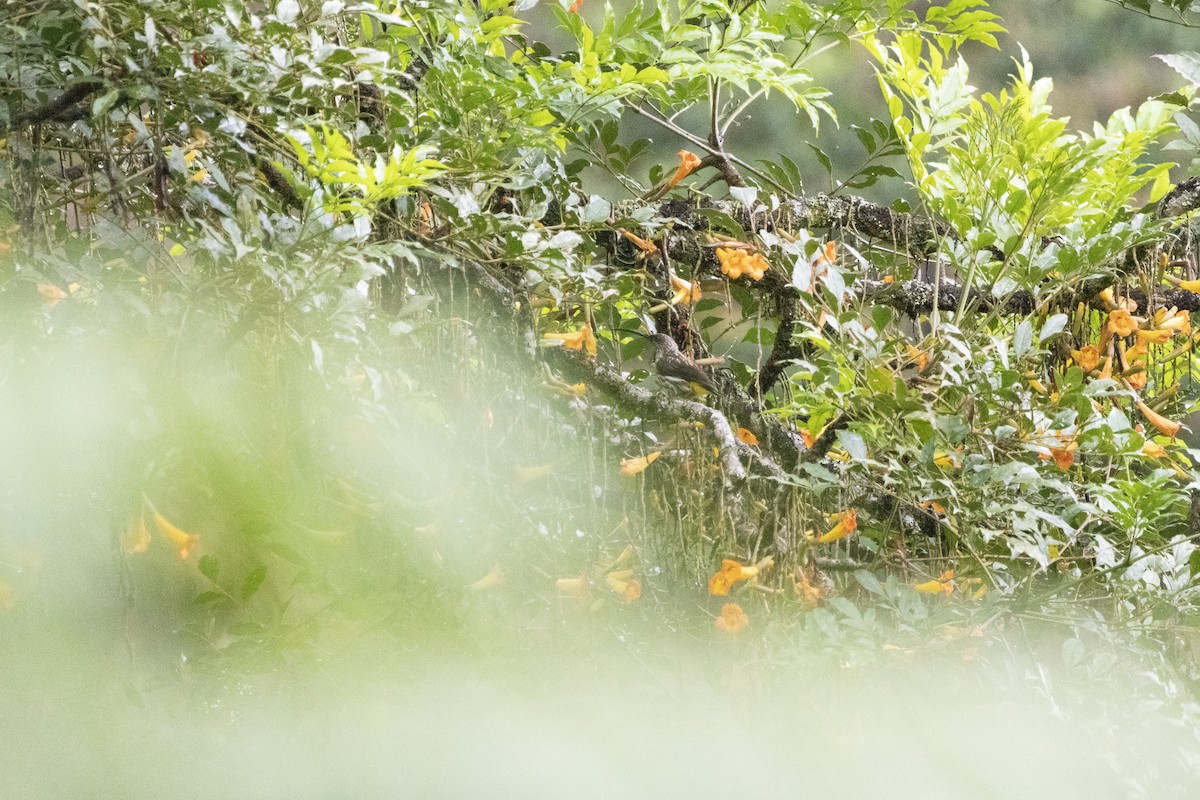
[922,0,1004,50]
[286,126,446,217]
[550,0,832,128]
[869,32,1176,258]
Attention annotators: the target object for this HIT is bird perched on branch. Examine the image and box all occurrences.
[650,333,718,394]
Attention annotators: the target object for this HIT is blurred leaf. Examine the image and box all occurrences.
[199,555,220,583]
[241,566,269,601]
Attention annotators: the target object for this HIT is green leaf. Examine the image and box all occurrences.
[1014,320,1033,357]
[855,570,884,595]
[806,143,833,178]
[91,88,120,117]
[241,566,268,601]
[199,554,220,583]
[1157,52,1200,87]
[1038,314,1068,342]
[837,430,868,461]
[194,591,226,606]
[580,195,611,223]
[690,208,746,239]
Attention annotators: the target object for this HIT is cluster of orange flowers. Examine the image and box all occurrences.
[715,247,768,281]
[1067,286,1190,442]
[1102,303,1190,346]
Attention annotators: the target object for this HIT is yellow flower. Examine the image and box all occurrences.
[1107,309,1137,337]
[515,464,553,483]
[664,150,702,191]
[905,343,930,372]
[736,427,759,446]
[707,558,764,596]
[469,564,504,591]
[1039,436,1077,471]
[1123,341,1148,364]
[744,253,769,281]
[548,381,587,399]
[816,508,858,543]
[1047,443,1076,471]
[556,576,588,598]
[122,515,151,554]
[1136,400,1182,439]
[604,571,642,603]
[620,450,662,476]
[1135,327,1173,345]
[1071,345,1100,371]
[619,228,659,254]
[153,512,198,559]
[543,324,597,357]
[715,246,768,281]
[1142,441,1169,459]
[933,451,958,469]
[915,569,955,596]
[37,281,80,308]
[716,247,740,278]
[1174,278,1200,293]
[38,282,67,305]
[1155,307,1191,335]
[1125,371,1147,391]
[813,240,838,266]
[414,201,434,237]
[715,602,749,634]
[793,568,828,606]
[668,271,702,306]
[920,500,947,516]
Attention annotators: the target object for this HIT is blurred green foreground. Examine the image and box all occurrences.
[0,304,1197,799]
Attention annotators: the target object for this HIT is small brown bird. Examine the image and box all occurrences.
[650,333,718,394]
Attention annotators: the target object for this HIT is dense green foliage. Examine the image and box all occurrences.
[7,1,1200,792]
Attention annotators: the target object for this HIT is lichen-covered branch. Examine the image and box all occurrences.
[545,349,785,483]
